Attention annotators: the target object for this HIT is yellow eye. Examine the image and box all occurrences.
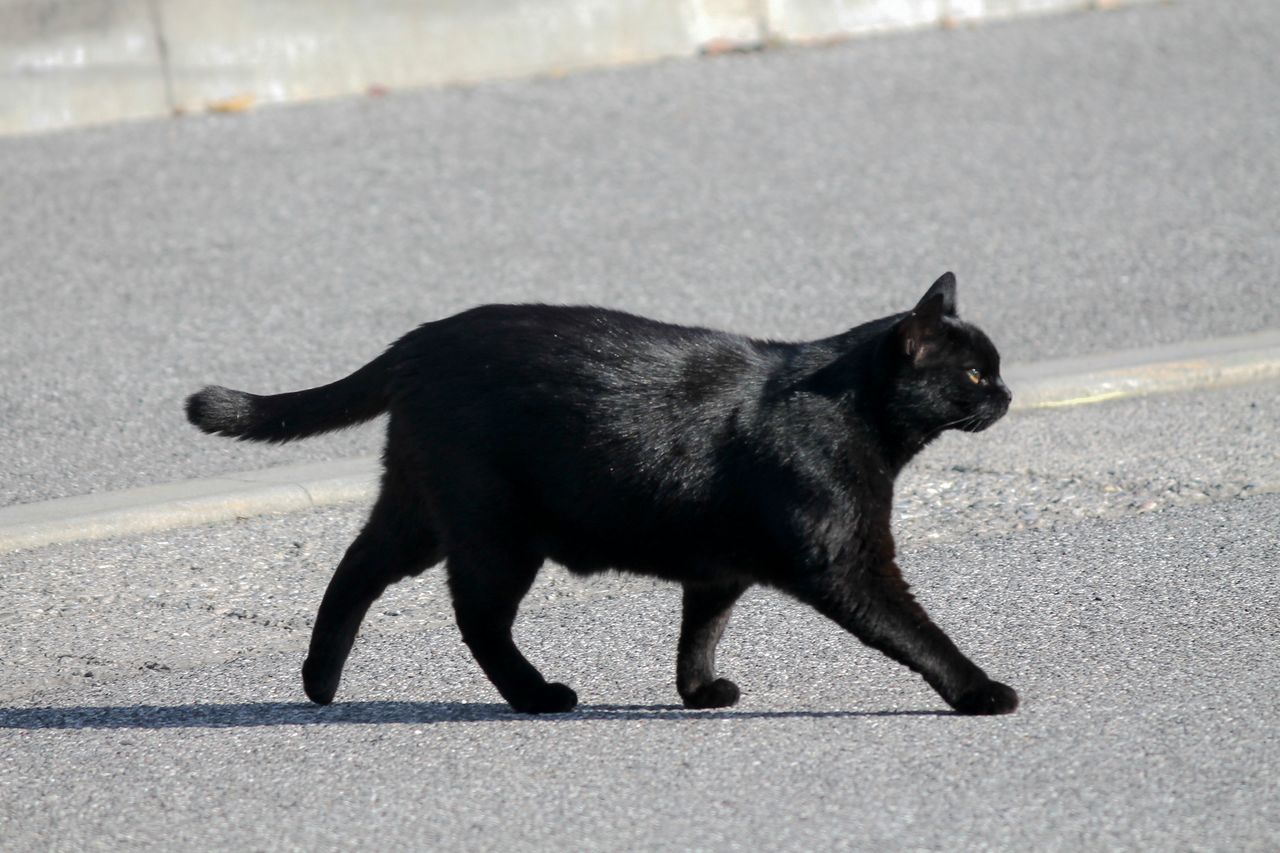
[966,368,983,384]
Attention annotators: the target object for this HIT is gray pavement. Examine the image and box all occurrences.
[2,381,1278,849]
[3,470,1277,847]
[3,0,1280,506]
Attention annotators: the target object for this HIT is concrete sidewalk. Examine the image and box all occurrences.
[3,0,1159,135]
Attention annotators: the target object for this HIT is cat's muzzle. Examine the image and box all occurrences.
[962,381,1012,431]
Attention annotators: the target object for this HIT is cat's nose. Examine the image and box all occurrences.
[996,378,1012,405]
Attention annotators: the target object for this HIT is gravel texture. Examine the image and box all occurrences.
[3,489,1276,850]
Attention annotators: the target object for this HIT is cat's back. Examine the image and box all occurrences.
[391,303,779,398]
[386,304,791,497]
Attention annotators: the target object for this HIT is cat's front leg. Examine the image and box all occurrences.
[677,580,750,709]
[789,561,1018,715]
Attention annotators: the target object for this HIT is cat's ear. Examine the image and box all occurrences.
[916,271,957,317]
[897,284,950,361]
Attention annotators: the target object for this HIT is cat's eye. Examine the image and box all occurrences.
[965,368,983,384]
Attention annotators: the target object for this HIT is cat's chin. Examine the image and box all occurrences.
[959,419,996,433]
[959,410,1007,432]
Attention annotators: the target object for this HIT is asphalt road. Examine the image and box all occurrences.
[2,0,1279,505]
[2,0,1278,848]
[2,381,1278,849]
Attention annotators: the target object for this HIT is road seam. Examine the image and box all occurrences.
[2,329,1277,554]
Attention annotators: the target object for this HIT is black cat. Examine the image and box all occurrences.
[186,272,1017,715]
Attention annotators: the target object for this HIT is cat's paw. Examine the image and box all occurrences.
[951,679,1019,715]
[509,682,579,714]
[681,678,741,710]
[301,658,339,706]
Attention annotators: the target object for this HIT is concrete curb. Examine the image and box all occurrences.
[0,457,379,555]
[1,329,1277,554]
[1003,329,1280,409]
[2,0,1160,136]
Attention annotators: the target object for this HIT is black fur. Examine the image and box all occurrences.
[186,272,1017,715]
[186,352,394,443]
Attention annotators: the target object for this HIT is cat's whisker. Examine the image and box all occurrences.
[927,412,979,439]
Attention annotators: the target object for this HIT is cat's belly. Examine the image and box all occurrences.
[534,513,774,584]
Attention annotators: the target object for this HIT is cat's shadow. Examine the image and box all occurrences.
[0,700,951,730]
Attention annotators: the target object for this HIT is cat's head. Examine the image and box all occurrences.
[887,272,1011,435]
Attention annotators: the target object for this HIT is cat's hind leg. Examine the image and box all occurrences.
[447,542,577,714]
[677,580,750,709]
[302,476,443,706]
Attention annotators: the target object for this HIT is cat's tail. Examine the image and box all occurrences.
[185,349,394,444]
